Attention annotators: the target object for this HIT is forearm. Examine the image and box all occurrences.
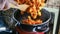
[8,0,18,6]
[0,0,6,10]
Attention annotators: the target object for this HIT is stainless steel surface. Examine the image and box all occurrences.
[44,7,59,34]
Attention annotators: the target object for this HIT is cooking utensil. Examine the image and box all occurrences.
[12,9,51,32]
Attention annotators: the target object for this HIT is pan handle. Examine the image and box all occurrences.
[11,8,20,27]
[12,17,20,27]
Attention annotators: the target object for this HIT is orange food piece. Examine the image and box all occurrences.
[14,0,45,25]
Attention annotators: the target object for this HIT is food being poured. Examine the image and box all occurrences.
[14,0,45,25]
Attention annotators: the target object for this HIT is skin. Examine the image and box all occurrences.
[0,0,18,10]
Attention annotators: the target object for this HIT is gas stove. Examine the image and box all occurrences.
[0,8,55,34]
[0,16,13,34]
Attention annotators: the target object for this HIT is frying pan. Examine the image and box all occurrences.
[12,9,51,32]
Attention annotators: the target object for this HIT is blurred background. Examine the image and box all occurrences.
[0,0,60,34]
[46,0,60,9]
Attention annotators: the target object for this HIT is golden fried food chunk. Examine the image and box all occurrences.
[15,0,45,25]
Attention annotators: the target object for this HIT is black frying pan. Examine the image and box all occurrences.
[12,9,51,32]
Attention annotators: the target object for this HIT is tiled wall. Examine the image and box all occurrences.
[45,0,60,9]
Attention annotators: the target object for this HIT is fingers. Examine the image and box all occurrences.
[0,0,7,10]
